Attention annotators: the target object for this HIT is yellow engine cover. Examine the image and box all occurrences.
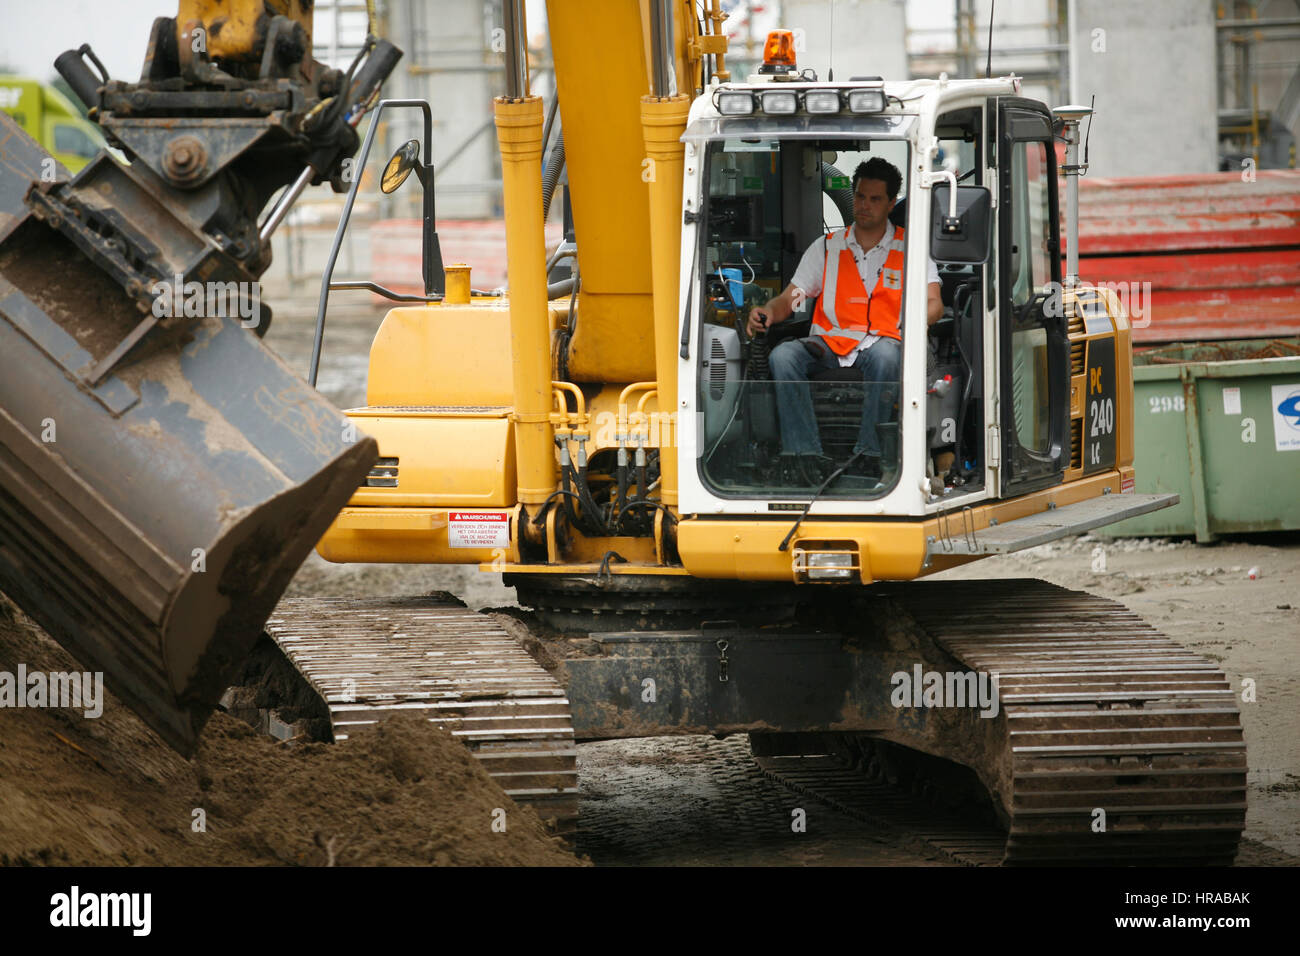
[318,506,522,565]
[316,406,519,565]
[345,408,517,508]
[367,302,517,407]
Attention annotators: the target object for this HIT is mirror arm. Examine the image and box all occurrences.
[924,169,960,230]
[312,98,433,387]
[421,160,443,296]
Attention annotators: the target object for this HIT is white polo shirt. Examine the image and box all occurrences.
[790,225,941,366]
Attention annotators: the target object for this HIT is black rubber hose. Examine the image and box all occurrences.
[576,463,610,536]
[822,161,855,224]
[561,458,581,528]
[615,452,629,523]
[542,134,566,221]
[531,489,583,525]
[615,453,651,536]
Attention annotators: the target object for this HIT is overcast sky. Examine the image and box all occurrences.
[0,0,378,80]
[1,1,955,82]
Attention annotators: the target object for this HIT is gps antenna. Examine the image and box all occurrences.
[828,1,835,81]
[985,0,995,77]
[1084,94,1096,164]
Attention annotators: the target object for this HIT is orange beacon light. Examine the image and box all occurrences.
[761,30,797,74]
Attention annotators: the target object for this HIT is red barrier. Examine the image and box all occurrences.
[1075,170,1300,343]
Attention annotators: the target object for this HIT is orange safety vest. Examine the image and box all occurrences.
[811,224,906,355]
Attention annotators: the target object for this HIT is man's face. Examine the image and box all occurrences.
[852,177,895,232]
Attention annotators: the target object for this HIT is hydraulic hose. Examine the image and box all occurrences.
[822,162,855,224]
[541,134,566,221]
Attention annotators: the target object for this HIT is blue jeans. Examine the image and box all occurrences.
[767,335,901,457]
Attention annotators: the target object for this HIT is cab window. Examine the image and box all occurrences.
[54,123,99,159]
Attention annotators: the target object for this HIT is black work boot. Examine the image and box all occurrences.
[798,454,835,485]
[777,454,804,486]
[846,453,882,480]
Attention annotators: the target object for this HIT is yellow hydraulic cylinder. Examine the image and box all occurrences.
[495,96,556,506]
[640,94,691,507]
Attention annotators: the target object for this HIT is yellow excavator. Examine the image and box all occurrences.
[284,0,1244,864]
[0,0,1246,865]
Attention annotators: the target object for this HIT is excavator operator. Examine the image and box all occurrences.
[747,158,944,483]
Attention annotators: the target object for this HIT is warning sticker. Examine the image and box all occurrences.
[1222,386,1241,416]
[1271,384,1300,452]
[448,511,509,549]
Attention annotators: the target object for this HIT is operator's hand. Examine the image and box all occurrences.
[747,305,773,338]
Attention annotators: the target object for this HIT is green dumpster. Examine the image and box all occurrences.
[1103,338,1300,542]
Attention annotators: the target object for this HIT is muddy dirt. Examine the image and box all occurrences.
[0,220,145,360]
[0,597,580,867]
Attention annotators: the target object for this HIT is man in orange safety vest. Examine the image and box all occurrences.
[747,157,943,483]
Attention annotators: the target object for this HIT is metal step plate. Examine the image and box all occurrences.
[931,492,1179,556]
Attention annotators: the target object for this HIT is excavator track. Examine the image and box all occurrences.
[514,574,1246,864]
[880,579,1246,865]
[746,580,1246,865]
[258,580,1243,864]
[265,597,579,831]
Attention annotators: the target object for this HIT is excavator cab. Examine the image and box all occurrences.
[694,114,995,501]
[695,130,921,497]
[678,86,1076,527]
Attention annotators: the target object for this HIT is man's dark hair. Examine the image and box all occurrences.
[852,158,902,200]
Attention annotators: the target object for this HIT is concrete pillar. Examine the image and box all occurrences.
[387,0,498,218]
[1070,0,1217,176]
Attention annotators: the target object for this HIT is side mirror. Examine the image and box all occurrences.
[381,139,422,194]
[930,184,992,264]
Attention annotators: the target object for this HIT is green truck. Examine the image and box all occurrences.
[0,76,106,173]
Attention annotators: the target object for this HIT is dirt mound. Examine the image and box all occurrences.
[191,713,577,866]
[0,597,581,867]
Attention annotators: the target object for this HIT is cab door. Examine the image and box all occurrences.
[996,99,1068,496]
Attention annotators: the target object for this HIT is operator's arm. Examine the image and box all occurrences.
[747,236,825,337]
[927,282,943,326]
[747,284,805,337]
[925,255,943,326]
